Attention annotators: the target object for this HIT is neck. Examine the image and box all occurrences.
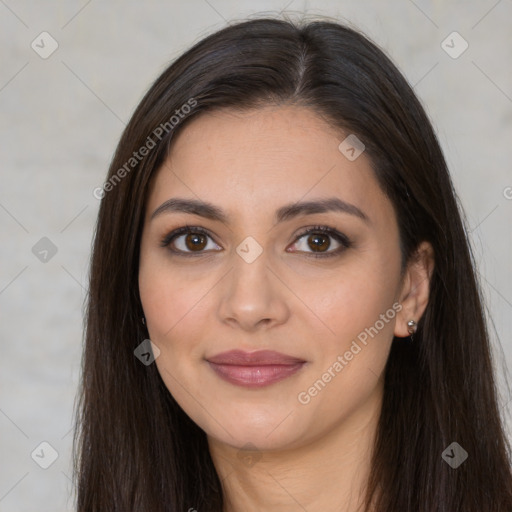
[208,381,383,512]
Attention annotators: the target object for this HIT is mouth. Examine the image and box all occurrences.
[206,350,307,388]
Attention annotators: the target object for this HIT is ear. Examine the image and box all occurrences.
[394,240,435,338]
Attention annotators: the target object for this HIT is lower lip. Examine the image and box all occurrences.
[208,362,305,388]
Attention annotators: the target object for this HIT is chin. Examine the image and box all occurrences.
[204,412,308,453]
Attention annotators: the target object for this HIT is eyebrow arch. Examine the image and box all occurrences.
[151,197,370,225]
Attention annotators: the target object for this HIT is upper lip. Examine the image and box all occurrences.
[207,350,306,366]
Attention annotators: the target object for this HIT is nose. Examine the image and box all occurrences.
[217,248,290,332]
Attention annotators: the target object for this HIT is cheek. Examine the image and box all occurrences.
[139,257,211,404]
[294,272,397,415]
[138,255,211,350]
[291,257,400,410]
[297,263,398,344]
[137,234,221,420]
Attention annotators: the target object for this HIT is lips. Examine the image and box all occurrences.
[207,350,306,388]
[207,349,305,365]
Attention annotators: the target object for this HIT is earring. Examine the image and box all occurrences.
[141,316,146,326]
[407,319,417,341]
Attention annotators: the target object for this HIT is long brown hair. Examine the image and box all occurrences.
[73,16,512,511]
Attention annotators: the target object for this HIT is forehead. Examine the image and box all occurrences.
[146,105,392,225]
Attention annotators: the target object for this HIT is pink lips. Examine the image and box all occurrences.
[207,350,306,388]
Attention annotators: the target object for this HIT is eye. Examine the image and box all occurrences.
[160,225,221,256]
[287,225,352,258]
[161,224,352,258]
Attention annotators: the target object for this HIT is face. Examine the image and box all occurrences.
[138,105,407,452]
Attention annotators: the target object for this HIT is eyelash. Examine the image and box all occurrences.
[160,224,353,259]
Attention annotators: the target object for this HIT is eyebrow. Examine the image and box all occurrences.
[150,197,370,225]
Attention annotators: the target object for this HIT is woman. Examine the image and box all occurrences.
[73,16,512,511]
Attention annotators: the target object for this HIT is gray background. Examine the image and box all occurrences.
[1,1,511,510]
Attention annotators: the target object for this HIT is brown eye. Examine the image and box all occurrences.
[288,226,352,258]
[184,232,207,251]
[306,233,330,252]
[161,226,221,256]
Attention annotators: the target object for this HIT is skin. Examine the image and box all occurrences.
[138,105,434,512]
